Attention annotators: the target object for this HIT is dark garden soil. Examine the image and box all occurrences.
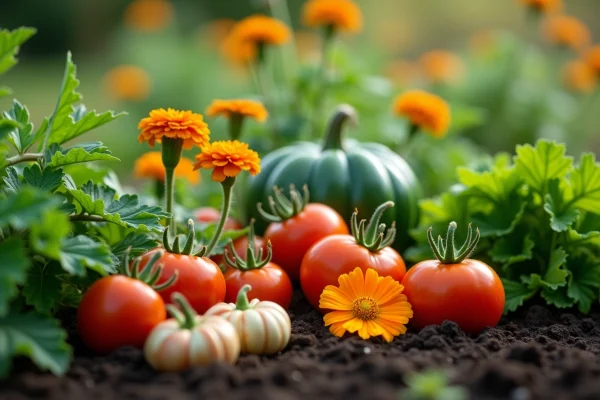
[4,290,600,400]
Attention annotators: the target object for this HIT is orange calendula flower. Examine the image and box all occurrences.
[302,0,363,33]
[419,50,465,84]
[543,15,590,51]
[518,0,562,13]
[134,152,200,185]
[138,108,210,150]
[230,15,290,47]
[195,140,261,182]
[104,65,151,101]
[206,99,268,122]
[562,60,597,93]
[392,90,451,137]
[320,267,413,342]
[584,45,600,75]
[124,0,174,32]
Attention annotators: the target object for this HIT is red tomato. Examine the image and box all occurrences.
[401,259,505,334]
[265,203,348,281]
[138,249,226,314]
[300,234,406,311]
[194,207,242,231]
[211,235,267,267]
[77,275,166,354]
[224,262,293,308]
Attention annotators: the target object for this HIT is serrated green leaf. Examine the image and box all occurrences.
[522,247,568,291]
[514,140,573,196]
[3,99,35,153]
[566,229,600,250]
[0,310,71,378]
[0,27,36,75]
[567,251,600,314]
[502,278,537,313]
[0,118,19,139]
[458,164,521,205]
[0,238,30,317]
[111,233,158,259]
[0,188,59,230]
[471,192,526,237]
[22,164,65,192]
[544,179,579,232]
[22,263,64,315]
[541,286,574,309]
[2,167,21,194]
[30,210,71,260]
[569,153,600,214]
[48,142,120,167]
[489,232,535,269]
[59,235,115,276]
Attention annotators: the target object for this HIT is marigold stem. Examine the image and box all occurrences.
[228,114,245,141]
[311,24,335,139]
[164,167,175,234]
[204,177,235,256]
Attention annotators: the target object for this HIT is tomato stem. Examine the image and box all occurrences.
[204,177,235,257]
[235,284,253,311]
[427,222,480,264]
[351,201,397,252]
[257,184,309,223]
[170,292,198,330]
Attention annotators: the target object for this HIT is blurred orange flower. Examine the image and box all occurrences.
[123,0,174,32]
[543,15,590,50]
[198,19,236,48]
[138,108,210,149]
[302,0,363,34]
[584,45,600,75]
[206,99,268,122]
[104,65,151,101]
[562,60,597,93]
[518,0,562,13]
[134,152,200,185]
[295,30,321,61]
[385,60,419,87]
[392,90,451,137]
[419,50,465,84]
[195,140,261,182]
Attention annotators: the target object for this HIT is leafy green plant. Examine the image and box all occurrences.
[406,139,600,314]
[0,28,167,377]
[400,369,468,400]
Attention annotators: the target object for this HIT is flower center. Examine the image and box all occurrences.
[352,297,379,321]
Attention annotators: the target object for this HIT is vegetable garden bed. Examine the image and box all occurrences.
[4,292,600,400]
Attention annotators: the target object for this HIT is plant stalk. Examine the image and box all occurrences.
[204,177,235,256]
[5,153,43,167]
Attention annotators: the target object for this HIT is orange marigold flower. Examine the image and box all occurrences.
[320,267,413,342]
[230,15,290,47]
[419,50,465,84]
[543,15,590,50]
[195,140,261,182]
[302,0,363,33]
[198,19,236,48]
[562,60,597,93]
[584,45,600,75]
[221,34,257,65]
[134,152,200,185]
[104,65,151,101]
[392,90,451,137]
[206,99,268,122]
[518,0,562,13]
[124,0,174,32]
[138,108,210,150]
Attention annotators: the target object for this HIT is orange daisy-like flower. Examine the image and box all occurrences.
[230,15,290,47]
[195,140,261,182]
[123,0,174,32]
[320,267,413,342]
[302,0,363,33]
[392,90,451,137]
[104,65,151,101]
[584,45,600,75]
[543,15,590,51]
[419,50,465,84]
[518,0,562,13]
[561,60,597,93]
[206,99,268,123]
[134,152,200,185]
[138,108,210,150]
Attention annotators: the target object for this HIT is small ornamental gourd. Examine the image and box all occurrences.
[243,104,422,252]
[144,292,241,372]
[204,285,292,355]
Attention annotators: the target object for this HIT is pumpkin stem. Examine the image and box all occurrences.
[351,201,396,252]
[224,219,272,271]
[235,284,254,311]
[257,184,309,223]
[427,222,480,264]
[322,104,358,151]
[169,292,198,330]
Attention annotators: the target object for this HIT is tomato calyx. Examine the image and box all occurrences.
[225,219,272,271]
[351,201,397,252]
[162,219,211,257]
[428,221,480,264]
[257,184,310,223]
[166,292,199,330]
[234,284,254,311]
[123,248,178,291]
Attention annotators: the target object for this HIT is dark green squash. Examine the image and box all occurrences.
[242,104,422,252]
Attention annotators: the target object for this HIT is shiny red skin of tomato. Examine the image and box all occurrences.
[211,235,267,267]
[138,249,226,314]
[401,259,505,334]
[224,262,293,308]
[265,203,349,281]
[300,234,406,312]
[194,207,242,231]
[77,275,166,354]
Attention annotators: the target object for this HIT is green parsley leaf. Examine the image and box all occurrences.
[3,100,34,153]
[514,140,573,196]
[0,27,36,75]
[544,179,580,232]
[58,235,115,276]
[502,279,537,313]
[567,250,600,314]
[47,142,120,168]
[0,238,30,317]
[30,210,71,260]
[22,263,64,315]
[569,153,600,214]
[22,164,65,193]
[489,231,535,269]
[0,187,59,230]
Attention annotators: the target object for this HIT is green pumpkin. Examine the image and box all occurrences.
[242,105,422,252]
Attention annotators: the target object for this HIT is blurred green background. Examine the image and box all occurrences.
[1,0,599,194]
